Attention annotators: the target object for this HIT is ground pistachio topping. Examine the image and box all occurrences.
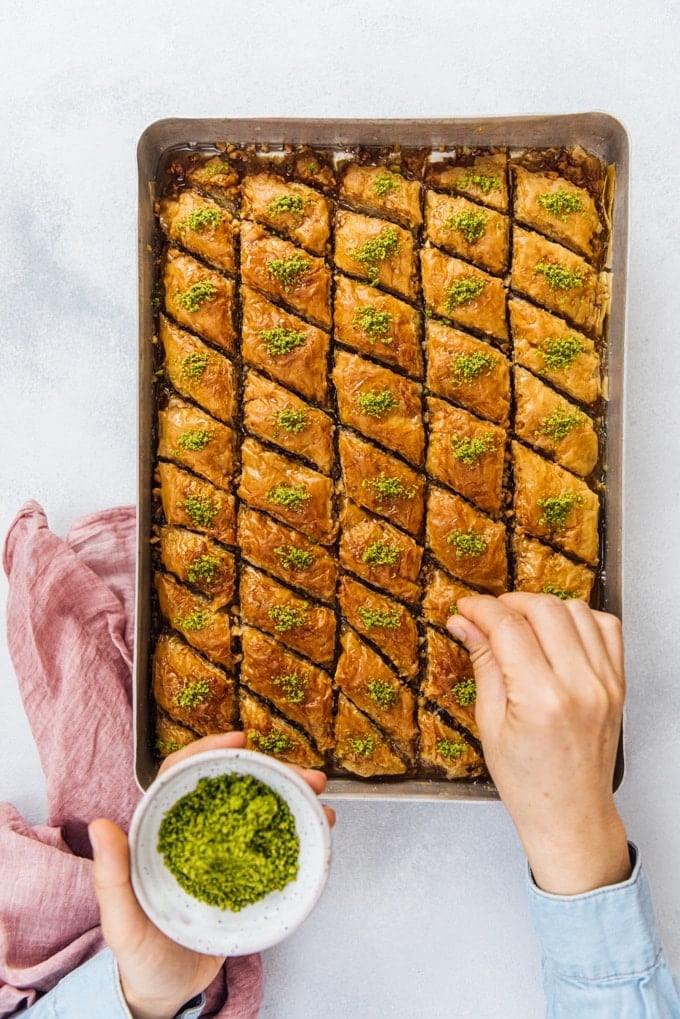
[449,350,497,386]
[201,161,229,179]
[445,276,486,311]
[274,544,315,571]
[273,407,308,435]
[537,491,584,530]
[182,494,220,528]
[362,473,417,504]
[452,677,477,706]
[156,739,184,756]
[249,729,296,754]
[357,388,398,418]
[347,734,377,757]
[187,554,222,585]
[352,305,393,343]
[366,678,398,709]
[176,428,212,452]
[357,605,401,629]
[447,529,488,558]
[267,193,305,217]
[436,738,467,761]
[266,484,310,512]
[533,261,585,291]
[260,325,307,357]
[537,406,584,442]
[174,609,211,632]
[157,772,300,912]
[268,602,309,633]
[177,280,218,312]
[179,352,209,380]
[539,335,586,372]
[450,431,497,467]
[178,207,223,233]
[173,677,211,709]
[542,583,581,600]
[362,541,401,567]
[373,171,400,197]
[266,253,310,291]
[449,602,460,615]
[444,209,488,243]
[273,672,308,704]
[536,189,584,221]
[458,170,500,194]
[350,226,399,284]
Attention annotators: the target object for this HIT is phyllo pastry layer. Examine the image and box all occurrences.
[426,485,508,594]
[240,626,334,751]
[421,567,476,629]
[426,397,507,514]
[241,172,331,255]
[422,627,478,740]
[338,431,425,536]
[333,274,423,377]
[418,707,486,780]
[155,711,198,757]
[338,500,422,604]
[159,316,237,424]
[334,210,418,300]
[425,191,509,275]
[162,247,236,352]
[513,366,598,477]
[157,396,235,488]
[158,526,236,606]
[155,572,232,668]
[157,462,236,546]
[334,693,407,777]
[421,245,508,342]
[338,575,419,680]
[425,320,510,426]
[512,165,603,262]
[339,163,422,230]
[512,442,600,565]
[157,189,237,274]
[425,151,509,212]
[513,531,595,601]
[241,689,324,768]
[153,633,236,735]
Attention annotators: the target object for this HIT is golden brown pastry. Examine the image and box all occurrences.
[159,316,237,424]
[157,190,237,274]
[155,572,232,668]
[157,462,236,546]
[240,626,334,751]
[338,575,419,680]
[292,148,336,190]
[513,366,598,477]
[162,247,236,352]
[425,397,507,514]
[155,710,198,757]
[512,165,603,262]
[339,163,422,230]
[426,485,508,593]
[334,693,407,778]
[240,221,331,328]
[338,500,422,603]
[242,369,334,474]
[240,565,336,667]
[338,431,425,537]
[157,396,235,489]
[425,320,510,426]
[512,441,600,565]
[241,172,331,254]
[333,274,423,378]
[334,210,418,300]
[425,190,509,275]
[418,706,486,780]
[240,285,330,406]
[513,531,595,601]
[421,567,477,629]
[421,245,508,342]
[237,506,338,604]
[422,627,478,739]
[153,633,236,735]
[238,437,337,545]
[425,151,509,212]
[158,526,236,606]
[335,629,416,759]
[240,689,324,768]
[332,350,424,466]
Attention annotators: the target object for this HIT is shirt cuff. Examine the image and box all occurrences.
[527,843,662,981]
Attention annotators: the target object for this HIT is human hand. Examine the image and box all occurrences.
[448,593,630,896]
[89,732,335,1019]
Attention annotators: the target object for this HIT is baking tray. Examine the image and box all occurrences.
[134,115,629,799]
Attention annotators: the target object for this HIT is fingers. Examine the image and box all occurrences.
[89,819,147,955]
[158,731,247,775]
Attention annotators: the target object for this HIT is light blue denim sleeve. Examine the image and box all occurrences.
[528,845,680,1017]
[23,947,205,1018]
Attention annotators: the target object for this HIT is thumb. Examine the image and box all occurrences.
[89,818,147,957]
[446,613,506,726]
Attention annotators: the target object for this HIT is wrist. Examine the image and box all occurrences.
[121,977,189,1019]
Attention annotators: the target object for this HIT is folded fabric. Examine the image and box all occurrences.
[0,501,263,1018]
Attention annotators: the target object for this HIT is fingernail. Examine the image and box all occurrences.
[446,621,467,642]
[87,823,100,855]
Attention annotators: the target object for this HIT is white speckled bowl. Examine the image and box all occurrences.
[129,748,332,956]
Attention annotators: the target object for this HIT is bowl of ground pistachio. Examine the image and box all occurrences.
[129,748,332,955]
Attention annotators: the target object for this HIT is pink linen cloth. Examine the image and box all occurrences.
[0,501,263,1018]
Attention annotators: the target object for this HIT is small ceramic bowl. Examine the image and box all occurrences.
[129,747,332,955]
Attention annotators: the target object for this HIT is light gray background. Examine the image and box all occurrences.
[1,1,679,1016]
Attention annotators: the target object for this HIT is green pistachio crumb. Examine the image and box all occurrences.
[449,603,460,615]
[449,350,497,386]
[447,529,488,558]
[361,473,417,504]
[266,254,310,291]
[156,739,183,755]
[536,189,584,221]
[458,170,500,194]
[182,494,219,528]
[174,609,212,632]
[268,603,309,633]
[260,326,307,357]
[352,305,393,343]
[267,194,305,217]
[274,545,315,571]
[537,407,584,442]
[357,389,398,418]
[445,276,486,311]
[373,171,400,197]
[533,261,585,291]
[436,738,467,761]
[539,335,586,372]
[347,734,377,757]
[266,484,310,513]
[273,672,307,704]
[176,429,212,452]
[537,492,584,530]
[350,227,399,284]
[179,352,209,379]
[176,280,218,312]
[357,605,401,629]
[366,678,398,709]
[542,583,581,600]
[273,407,308,435]
[249,729,296,754]
[187,554,222,585]
[444,209,488,243]
[201,161,229,178]
[450,432,497,467]
[362,541,401,567]
[452,677,477,706]
[307,161,319,175]
[173,678,212,708]
[178,207,223,233]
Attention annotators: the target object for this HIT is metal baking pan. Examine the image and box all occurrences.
[134,115,628,799]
